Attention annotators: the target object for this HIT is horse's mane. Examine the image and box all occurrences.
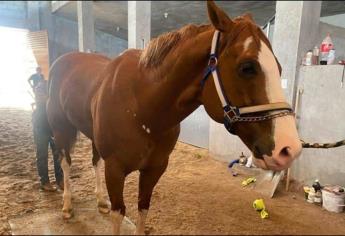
[139,15,262,68]
[139,24,211,68]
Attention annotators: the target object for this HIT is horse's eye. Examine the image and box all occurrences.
[238,61,257,77]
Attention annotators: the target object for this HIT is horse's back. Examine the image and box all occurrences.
[48,52,110,97]
[47,52,111,138]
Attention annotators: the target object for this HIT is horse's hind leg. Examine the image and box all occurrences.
[47,99,77,219]
[60,148,73,219]
[92,142,109,214]
[104,157,126,235]
[51,126,77,220]
[136,160,168,235]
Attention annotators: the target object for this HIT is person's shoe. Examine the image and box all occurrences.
[40,182,57,192]
[56,181,64,191]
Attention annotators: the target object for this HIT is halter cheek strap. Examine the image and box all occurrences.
[201,30,294,134]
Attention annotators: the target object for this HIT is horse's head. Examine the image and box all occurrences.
[201,1,302,171]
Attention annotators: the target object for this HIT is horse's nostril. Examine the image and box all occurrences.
[279,146,291,158]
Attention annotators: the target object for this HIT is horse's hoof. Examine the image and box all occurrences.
[62,209,74,219]
[98,205,110,214]
[135,230,146,235]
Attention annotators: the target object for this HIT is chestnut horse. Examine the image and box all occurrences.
[47,1,302,234]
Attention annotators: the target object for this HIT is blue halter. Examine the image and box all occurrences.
[200,30,294,135]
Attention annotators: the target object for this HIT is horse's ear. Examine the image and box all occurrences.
[243,13,255,22]
[207,0,234,32]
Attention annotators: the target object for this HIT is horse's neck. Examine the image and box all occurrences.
[136,29,214,132]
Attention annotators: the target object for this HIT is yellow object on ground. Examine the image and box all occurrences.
[260,209,269,219]
[253,199,265,211]
[242,177,256,187]
[253,199,269,219]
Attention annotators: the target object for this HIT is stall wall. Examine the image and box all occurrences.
[292,65,345,186]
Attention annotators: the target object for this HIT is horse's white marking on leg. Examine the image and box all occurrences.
[110,210,124,235]
[94,159,109,213]
[146,128,150,134]
[135,209,148,235]
[142,124,146,130]
[61,157,73,219]
[243,36,253,52]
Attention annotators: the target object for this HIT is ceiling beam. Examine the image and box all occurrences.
[51,1,71,13]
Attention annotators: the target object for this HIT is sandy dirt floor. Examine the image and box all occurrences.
[1,107,345,235]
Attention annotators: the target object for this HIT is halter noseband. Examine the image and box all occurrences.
[201,30,294,134]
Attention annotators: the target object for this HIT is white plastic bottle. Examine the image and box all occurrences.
[305,51,313,66]
[320,33,333,65]
[327,49,335,65]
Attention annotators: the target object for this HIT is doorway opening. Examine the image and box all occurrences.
[0,26,37,110]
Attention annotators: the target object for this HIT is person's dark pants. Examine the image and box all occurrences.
[34,129,63,185]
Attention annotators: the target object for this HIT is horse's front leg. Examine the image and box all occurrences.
[137,159,168,235]
[104,157,126,235]
[92,143,109,214]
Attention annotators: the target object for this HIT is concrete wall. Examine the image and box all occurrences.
[209,120,251,163]
[0,1,27,29]
[95,30,127,58]
[39,2,127,63]
[292,65,345,186]
[0,1,127,65]
[41,11,127,63]
[321,13,345,29]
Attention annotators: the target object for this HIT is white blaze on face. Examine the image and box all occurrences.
[257,40,285,103]
[257,40,301,165]
[243,36,253,52]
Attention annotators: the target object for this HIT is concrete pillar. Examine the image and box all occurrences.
[128,1,151,49]
[27,1,40,31]
[272,1,321,104]
[77,1,95,52]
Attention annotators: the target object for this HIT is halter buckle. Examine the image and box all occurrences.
[208,54,218,67]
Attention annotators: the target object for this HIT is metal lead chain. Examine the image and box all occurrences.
[225,110,295,123]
